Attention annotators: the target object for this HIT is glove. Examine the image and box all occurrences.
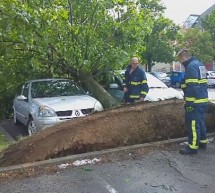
[186,106,194,112]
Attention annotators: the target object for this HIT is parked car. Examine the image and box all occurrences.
[170,71,185,88]
[106,71,183,102]
[149,72,171,86]
[206,71,215,87]
[13,78,103,135]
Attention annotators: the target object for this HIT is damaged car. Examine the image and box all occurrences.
[13,78,103,135]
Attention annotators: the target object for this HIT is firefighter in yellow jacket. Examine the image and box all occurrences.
[178,49,208,155]
[123,57,149,103]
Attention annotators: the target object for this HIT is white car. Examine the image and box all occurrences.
[13,78,103,135]
[107,71,184,102]
[149,71,171,86]
[207,71,215,87]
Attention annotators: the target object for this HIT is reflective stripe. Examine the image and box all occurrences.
[200,139,207,144]
[189,120,198,150]
[129,95,140,99]
[181,84,186,88]
[130,81,141,85]
[194,98,208,103]
[186,79,198,83]
[130,81,147,85]
[186,78,207,84]
[185,97,208,103]
[141,91,147,95]
[199,79,207,84]
[185,97,195,102]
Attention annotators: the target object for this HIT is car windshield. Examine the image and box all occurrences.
[31,80,85,98]
[156,72,167,78]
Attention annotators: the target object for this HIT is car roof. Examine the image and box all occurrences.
[27,78,73,83]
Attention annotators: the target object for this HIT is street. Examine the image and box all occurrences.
[0,138,215,193]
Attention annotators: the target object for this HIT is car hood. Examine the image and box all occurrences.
[33,95,99,111]
[145,87,184,101]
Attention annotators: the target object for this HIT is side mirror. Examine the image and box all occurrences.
[86,91,92,95]
[109,83,119,89]
[16,95,27,100]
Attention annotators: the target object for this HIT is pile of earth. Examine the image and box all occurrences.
[0,99,214,167]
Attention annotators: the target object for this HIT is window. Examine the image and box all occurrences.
[22,83,29,98]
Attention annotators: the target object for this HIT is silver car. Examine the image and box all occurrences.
[13,78,103,135]
[207,71,215,87]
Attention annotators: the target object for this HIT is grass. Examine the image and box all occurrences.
[0,131,11,152]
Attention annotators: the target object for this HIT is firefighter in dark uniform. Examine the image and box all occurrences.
[178,49,208,154]
[123,57,149,103]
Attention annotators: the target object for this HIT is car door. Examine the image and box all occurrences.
[15,82,31,125]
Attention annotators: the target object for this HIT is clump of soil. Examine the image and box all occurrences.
[0,99,188,167]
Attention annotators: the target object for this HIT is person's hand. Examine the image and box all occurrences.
[123,87,128,92]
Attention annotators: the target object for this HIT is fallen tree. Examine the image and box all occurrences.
[0,99,214,167]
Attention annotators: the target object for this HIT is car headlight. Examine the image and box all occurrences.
[38,106,57,117]
[94,101,103,111]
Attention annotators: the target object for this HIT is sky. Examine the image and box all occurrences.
[161,0,215,25]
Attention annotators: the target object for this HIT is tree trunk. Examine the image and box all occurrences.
[147,54,153,72]
[79,73,120,109]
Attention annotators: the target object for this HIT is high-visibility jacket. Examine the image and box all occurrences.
[181,57,208,107]
[124,65,149,100]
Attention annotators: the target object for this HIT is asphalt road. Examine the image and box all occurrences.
[0,139,215,193]
[0,119,28,140]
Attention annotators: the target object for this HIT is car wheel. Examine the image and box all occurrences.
[13,108,21,125]
[27,118,37,136]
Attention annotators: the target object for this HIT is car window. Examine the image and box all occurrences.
[22,83,29,98]
[31,80,85,98]
[157,73,167,78]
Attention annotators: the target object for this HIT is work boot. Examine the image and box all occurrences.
[199,143,207,149]
[179,146,197,155]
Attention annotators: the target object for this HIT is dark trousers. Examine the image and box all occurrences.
[185,105,208,150]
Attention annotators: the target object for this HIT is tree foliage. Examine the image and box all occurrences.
[1,0,163,117]
[176,28,214,63]
[201,10,215,61]
[141,16,179,71]
[175,9,215,64]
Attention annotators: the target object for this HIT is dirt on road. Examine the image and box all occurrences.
[0,99,214,167]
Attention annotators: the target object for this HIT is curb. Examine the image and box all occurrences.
[0,132,214,173]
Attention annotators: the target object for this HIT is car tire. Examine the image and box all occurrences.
[13,109,21,125]
[27,117,37,136]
